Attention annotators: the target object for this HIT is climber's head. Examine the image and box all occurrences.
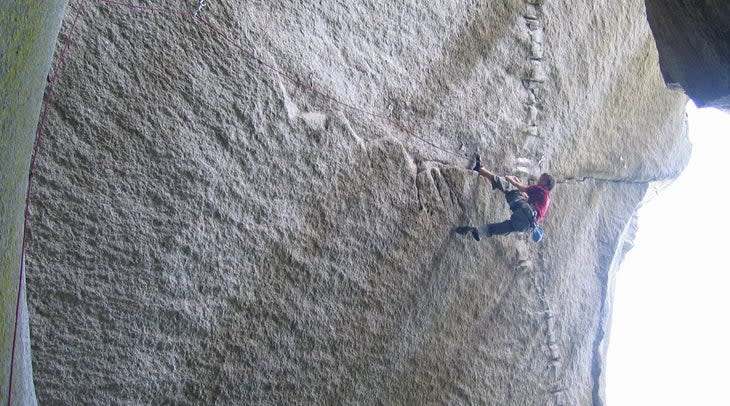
[538,173,555,191]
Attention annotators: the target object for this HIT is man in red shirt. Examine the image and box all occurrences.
[456,157,555,241]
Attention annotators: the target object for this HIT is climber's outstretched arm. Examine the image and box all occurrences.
[506,175,529,192]
[478,167,497,183]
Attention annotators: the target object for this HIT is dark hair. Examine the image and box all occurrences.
[539,173,555,191]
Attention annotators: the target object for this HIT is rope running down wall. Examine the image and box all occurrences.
[6,1,475,404]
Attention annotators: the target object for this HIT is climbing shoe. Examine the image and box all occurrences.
[455,226,473,235]
[472,154,482,172]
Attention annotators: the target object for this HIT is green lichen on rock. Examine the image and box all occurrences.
[1,0,67,403]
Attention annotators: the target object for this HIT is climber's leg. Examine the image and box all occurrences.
[479,221,514,237]
[455,226,481,241]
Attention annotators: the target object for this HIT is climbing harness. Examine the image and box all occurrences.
[528,208,544,242]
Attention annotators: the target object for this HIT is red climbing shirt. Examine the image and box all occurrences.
[526,185,551,223]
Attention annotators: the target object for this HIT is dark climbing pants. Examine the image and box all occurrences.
[477,177,535,237]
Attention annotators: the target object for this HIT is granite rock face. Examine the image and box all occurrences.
[12,0,690,404]
[644,0,730,111]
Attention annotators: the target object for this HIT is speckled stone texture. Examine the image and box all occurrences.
[19,0,689,404]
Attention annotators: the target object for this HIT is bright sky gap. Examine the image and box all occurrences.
[607,102,730,405]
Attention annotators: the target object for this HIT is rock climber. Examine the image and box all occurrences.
[455,155,555,241]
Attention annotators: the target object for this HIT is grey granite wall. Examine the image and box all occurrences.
[4,0,691,404]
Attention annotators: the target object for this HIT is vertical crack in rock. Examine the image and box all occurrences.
[515,0,548,180]
[516,2,570,404]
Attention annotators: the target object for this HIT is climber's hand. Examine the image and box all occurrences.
[506,175,521,185]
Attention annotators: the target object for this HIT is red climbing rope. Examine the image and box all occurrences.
[7,1,473,403]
